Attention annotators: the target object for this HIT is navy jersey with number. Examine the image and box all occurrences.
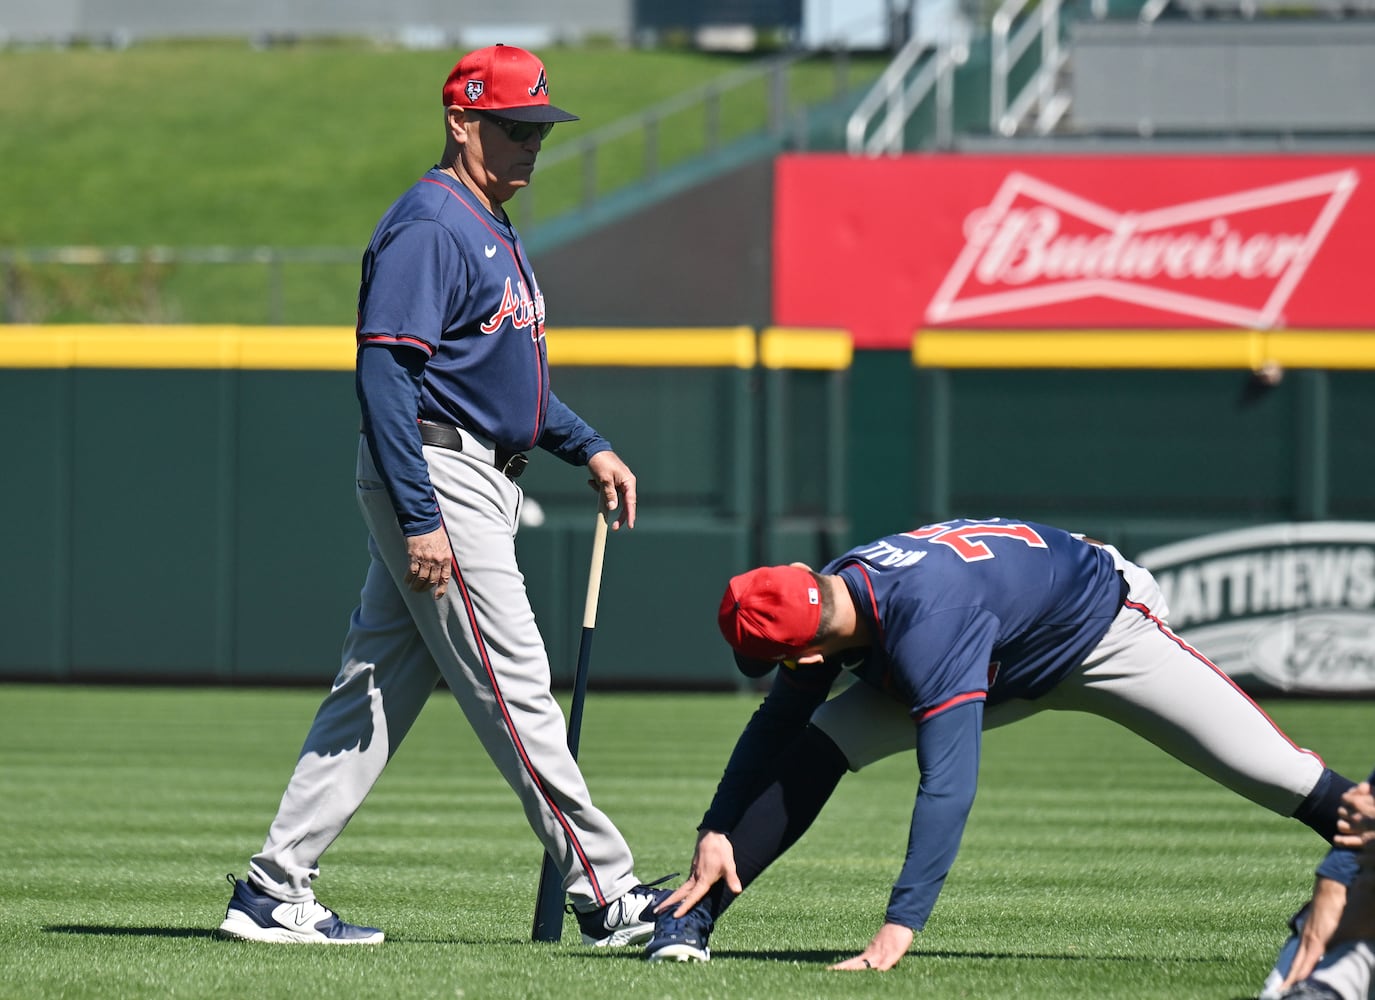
[700,517,1128,934]
[831,518,1124,720]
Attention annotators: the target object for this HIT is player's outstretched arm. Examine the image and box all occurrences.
[656,831,743,918]
[828,922,914,971]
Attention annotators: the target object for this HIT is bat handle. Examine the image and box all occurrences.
[582,507,608,628]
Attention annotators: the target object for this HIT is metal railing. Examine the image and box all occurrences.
[512,49,859,229]
[991,0,1070,136]
[844,33,969,155]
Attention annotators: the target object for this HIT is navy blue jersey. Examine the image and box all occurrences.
[354,169,608,533]
[701,518,1127,932]
[358,168,603,454]
[830,518,1124,720]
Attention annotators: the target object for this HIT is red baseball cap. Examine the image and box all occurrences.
[717,565,822,661]
[441,44,578,124]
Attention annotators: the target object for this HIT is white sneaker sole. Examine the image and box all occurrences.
[647,943,710,963]
[217,909,384,945]
[584,923,654,947]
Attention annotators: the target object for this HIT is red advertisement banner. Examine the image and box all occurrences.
[773,154,1374,349]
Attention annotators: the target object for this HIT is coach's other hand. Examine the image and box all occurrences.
[587,450,637,530]
[405,526,454,599]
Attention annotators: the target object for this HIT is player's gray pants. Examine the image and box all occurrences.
[813,545,1326,815]
[248,436,639,910]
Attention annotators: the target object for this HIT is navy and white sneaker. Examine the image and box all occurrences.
[572,883,675,947]
[217,875,384,944]
[645,904,713,963]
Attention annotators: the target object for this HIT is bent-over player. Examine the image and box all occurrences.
[645,517,1357,969]
[218,45,668,946]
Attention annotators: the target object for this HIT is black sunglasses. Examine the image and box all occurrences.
[472,111,554,143]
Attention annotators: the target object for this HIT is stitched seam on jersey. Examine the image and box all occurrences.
[419,177,522,271]
[851,564,885,646]
[421,176,548,450]
[443,520,608,906]
[1123,598,1320,763]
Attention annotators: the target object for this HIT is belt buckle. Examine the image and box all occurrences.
[500,452,528,480]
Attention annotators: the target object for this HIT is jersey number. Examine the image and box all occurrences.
[903,522,1048,562]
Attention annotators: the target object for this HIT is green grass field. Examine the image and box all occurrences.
[0,41,882,323]
[0,683,1368,999]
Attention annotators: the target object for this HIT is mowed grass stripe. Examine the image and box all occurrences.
[0,683,1365,999]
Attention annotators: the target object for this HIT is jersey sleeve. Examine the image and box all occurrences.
[884,699,983,930]
[699,661,841,832]
[536,390,611,466]
[889,606,999,720]
[356,220,464,354]
[357,343,440,536]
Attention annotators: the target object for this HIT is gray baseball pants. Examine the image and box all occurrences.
[813,545,1327,814]
[248,434,639,910]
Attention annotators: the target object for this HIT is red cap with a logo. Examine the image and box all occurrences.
[717,565,822,661]
[441,44,578,123]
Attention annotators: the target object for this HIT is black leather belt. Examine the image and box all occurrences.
[418,421,528,480]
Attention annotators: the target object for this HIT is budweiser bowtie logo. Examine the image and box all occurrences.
[926,170,1358,327]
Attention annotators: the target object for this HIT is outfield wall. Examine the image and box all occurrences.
[0,325,849,689]
[2,324,1373,691]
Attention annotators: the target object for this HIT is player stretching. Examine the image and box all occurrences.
[218,45,668,946]
[645,518,1357,969]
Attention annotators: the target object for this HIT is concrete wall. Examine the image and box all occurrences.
[1070,20,1375,134]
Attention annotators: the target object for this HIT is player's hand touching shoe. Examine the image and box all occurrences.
[656,830,742,918]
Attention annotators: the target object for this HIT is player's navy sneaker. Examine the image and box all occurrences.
[217,874,384,944]
[572,882,675,946]
[645,904,713,963]
[1260,903,1310,1000]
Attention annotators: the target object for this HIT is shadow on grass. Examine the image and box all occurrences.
[566,945,1240,966]
[45,925,531,946]
[46,925,218,939]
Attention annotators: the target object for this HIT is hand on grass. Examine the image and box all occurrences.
[828,922,912,971]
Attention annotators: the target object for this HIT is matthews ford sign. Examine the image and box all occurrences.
[1136,523,1375,696]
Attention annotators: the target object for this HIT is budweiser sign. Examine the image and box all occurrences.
[927,170,1358,328]
[772,155,1375,347]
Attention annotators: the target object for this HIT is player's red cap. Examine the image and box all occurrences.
[441,44,578,123]
[717,565,822,661]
